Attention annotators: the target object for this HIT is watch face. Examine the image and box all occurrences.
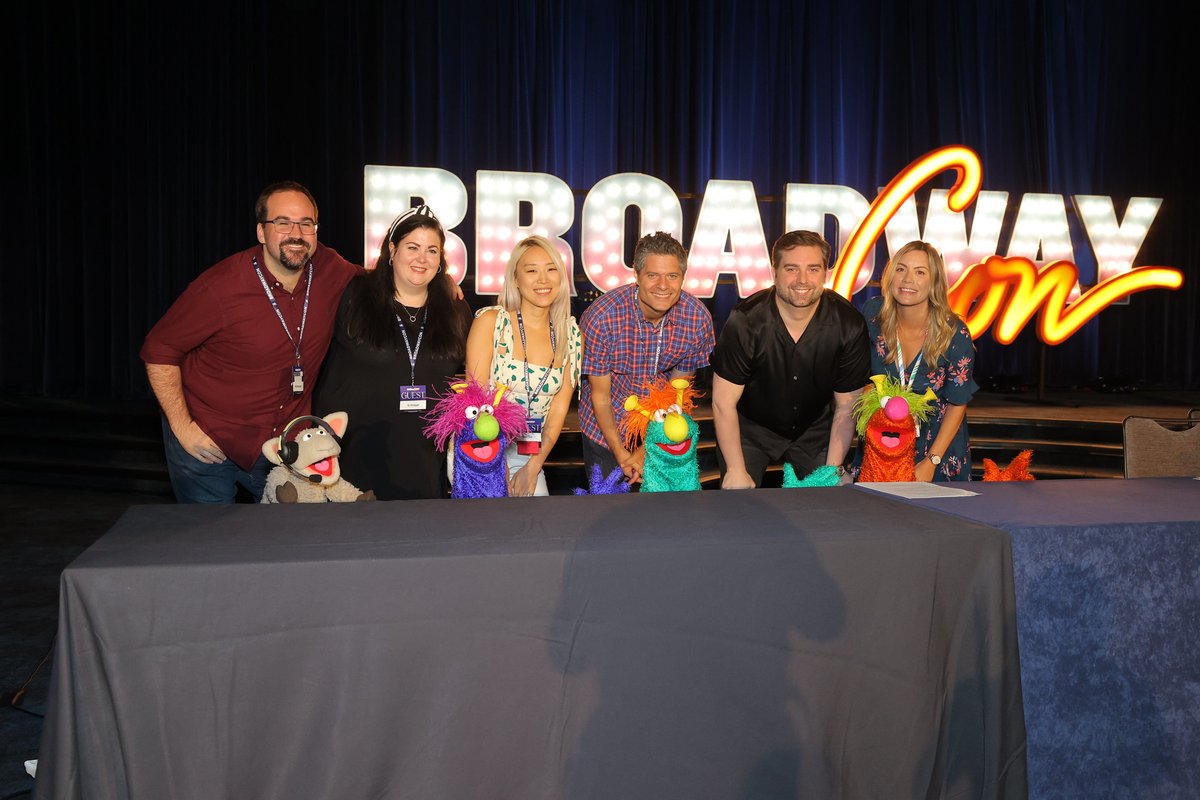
[930,455,942,465]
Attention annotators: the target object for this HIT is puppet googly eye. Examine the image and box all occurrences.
[300,432,314,441]
[480,404,494,415]
[464,405,481,419]
[668,404,682,415]
[314,428,327,436]
[652,409,668,423]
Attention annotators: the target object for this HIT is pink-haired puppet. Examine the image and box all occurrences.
[424,381,528,498]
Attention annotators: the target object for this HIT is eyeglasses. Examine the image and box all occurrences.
[261,218,319,235]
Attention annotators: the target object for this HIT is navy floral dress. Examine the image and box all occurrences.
[862,296,978,481]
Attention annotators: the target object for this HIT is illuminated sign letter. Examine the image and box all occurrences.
[1074,195,1162,284]
[785,184,871,292]
[832,145,984,298]
[1008,192,1076,262]
[364,166,469,282]
[884,189,1010,288]
[686,180,771,297]
[950,256,1184,345]
[475,170,576,296]
[580,173,683,291]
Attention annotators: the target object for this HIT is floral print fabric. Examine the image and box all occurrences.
[477,306,581,418]
[862,296,978,481]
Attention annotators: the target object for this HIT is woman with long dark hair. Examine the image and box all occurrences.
[313,206,471,499]
[862,241,977,481]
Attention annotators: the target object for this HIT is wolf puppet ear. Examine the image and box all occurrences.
[322,411,349,438]
[262,435,284,465]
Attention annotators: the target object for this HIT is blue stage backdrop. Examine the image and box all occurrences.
[5,0,1197,397]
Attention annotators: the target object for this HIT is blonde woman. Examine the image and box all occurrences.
[466,236,581,496]
[863,241,977,481]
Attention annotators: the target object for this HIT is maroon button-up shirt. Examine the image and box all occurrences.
[140,243,359,470]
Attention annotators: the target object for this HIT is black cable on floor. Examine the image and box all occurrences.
[2,637,54,719]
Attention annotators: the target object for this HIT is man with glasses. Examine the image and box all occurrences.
[140,181,358,503]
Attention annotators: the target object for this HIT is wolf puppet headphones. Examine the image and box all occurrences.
[277,416,342,467]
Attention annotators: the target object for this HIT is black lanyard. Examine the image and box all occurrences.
[395,307,427,386]
[515,310,557,410]
[253,256,312,365]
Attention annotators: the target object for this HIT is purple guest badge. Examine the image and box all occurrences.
[399,384,427,412]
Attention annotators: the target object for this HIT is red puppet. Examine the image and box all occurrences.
[855,374,937,482]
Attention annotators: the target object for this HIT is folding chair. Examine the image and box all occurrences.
[1122,415,1200,478]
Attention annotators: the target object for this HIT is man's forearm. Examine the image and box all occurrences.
[712,398,748,475]
[593,396,627,456]
[145,363,193,434]
[826,408,855,466]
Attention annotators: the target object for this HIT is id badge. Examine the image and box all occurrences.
[399,384,427,412]
[516,416,543,455]
[290,366,305,396]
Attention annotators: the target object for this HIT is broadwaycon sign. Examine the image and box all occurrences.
[364,146,1182,345]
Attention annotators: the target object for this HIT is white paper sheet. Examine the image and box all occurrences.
[856,481,979,499]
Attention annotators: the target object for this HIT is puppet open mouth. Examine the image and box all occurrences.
[655,438,692,456]
[879,432,903,449]
[306,457,335,476]
[460,439,500,463]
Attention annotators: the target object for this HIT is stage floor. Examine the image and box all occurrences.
[966,388,1200,423]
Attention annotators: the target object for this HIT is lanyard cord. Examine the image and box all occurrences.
[252,257,312,364]
[515,310,557,410]
[650,319,665,372]
[395,306,427,386]
[895,338,923,391]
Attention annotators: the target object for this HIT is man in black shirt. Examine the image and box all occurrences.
[711,230,871,488]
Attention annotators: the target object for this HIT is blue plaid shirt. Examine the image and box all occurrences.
[579,283,715,448]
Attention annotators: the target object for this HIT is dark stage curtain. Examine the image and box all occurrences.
[5,0,1197,397]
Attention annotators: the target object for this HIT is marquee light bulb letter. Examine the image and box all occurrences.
[580,173,683,291]
[687,180,771,297]
[475,170,576,295]
[363,166,469,282]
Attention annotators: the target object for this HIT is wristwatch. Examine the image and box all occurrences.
[929,453,942,466]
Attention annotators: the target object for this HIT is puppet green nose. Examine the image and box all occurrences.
[662,412,689,443]
[473,414,500,442]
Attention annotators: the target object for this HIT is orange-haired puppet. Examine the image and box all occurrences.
[855,374,937,482]
[621,378,701,493]
[983,450,1035,481]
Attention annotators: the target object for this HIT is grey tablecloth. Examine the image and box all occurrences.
[36,488,1026,799]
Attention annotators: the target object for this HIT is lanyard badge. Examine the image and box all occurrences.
[253,256,312,398]
[397,308,428,411]
[399,384,427,412]
[514,310,555,453]
[516,416,543,455]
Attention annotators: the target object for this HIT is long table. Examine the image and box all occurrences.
[35,489,1026,799]
[865,477,1200,800]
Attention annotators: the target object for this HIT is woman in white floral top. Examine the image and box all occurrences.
[466,235,581,496]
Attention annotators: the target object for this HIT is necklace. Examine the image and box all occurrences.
[396,300,422,323]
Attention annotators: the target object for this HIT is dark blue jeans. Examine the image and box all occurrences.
[161,417,272,503]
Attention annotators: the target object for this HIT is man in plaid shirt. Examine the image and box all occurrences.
[579,232,715,484]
